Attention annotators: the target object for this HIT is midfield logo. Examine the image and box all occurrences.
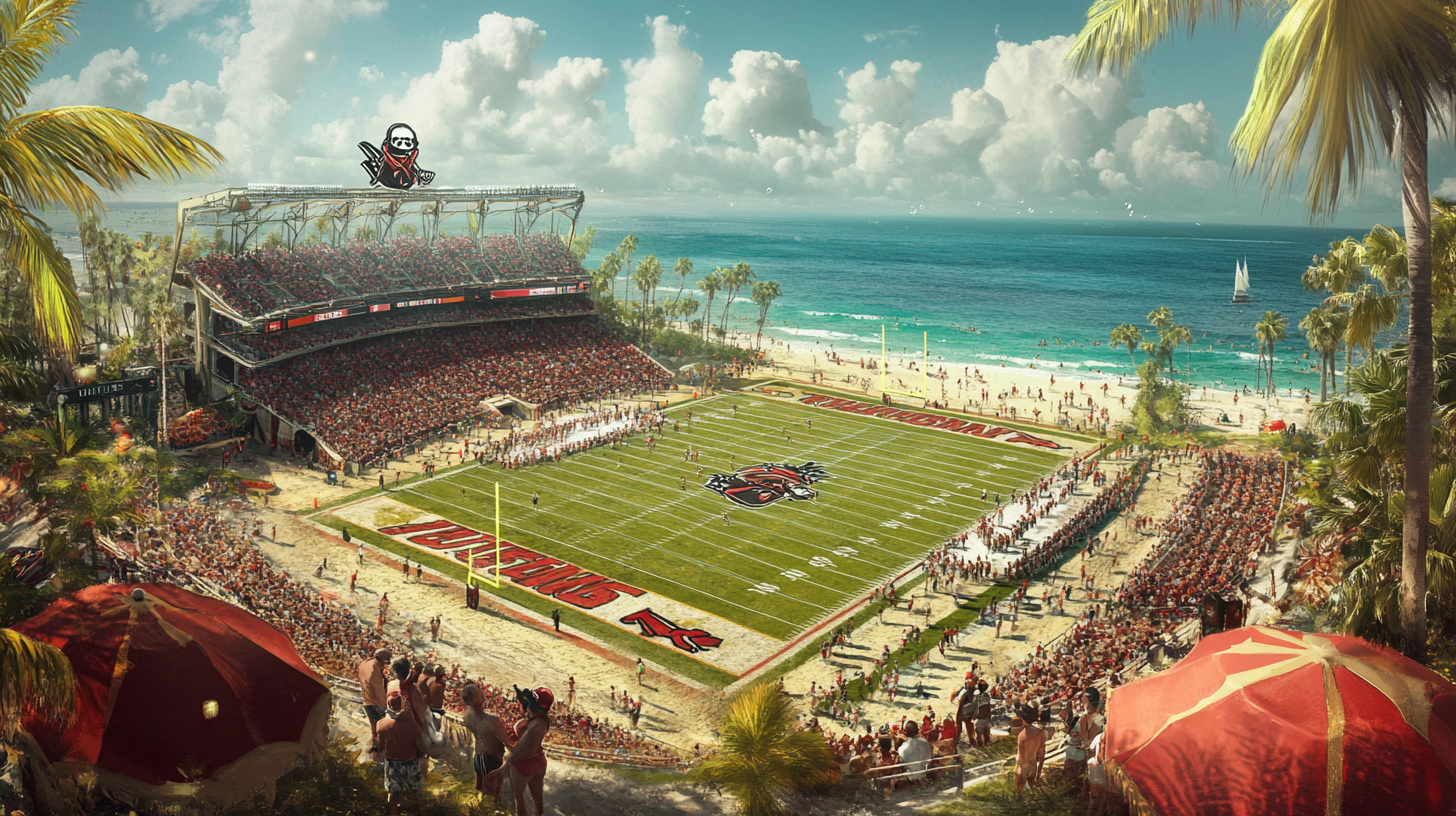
[704,462,829,508]
[621,608,723,653]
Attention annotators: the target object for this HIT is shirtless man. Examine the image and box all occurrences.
[387,657,432,777]
[423,665,448,728]
[1015,703,1047,794]
[461,684,512,802]
[358,648,393,740]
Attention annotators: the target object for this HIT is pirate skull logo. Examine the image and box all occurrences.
[358,122,435,190]
[704,462,829,509]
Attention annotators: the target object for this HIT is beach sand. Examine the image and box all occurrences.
[729,329,1313,438]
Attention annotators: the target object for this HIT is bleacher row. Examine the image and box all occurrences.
[214,296,595,364]
[193,235,583,318]
[238,317,673,464]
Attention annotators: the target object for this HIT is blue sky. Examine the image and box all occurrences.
[27,0,1431,226]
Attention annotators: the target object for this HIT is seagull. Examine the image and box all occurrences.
[975,201,981,206]
[596,187,605,193]
[766,187,772,193]
[1028,208,1035,213]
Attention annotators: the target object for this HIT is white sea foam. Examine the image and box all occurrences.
[801,310,885,320]
[1081,360,1125,368]
[772,327,879,342]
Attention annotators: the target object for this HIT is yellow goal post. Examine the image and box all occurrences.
[466,481,502,588]
[880,326,930,404]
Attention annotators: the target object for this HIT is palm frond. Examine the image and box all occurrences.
[1066,0,1252,77]
[1229,0,1456,217]
[0,197,80,353]
[0,0,78,120]
[0,627,76,732]
[0,106,223,217]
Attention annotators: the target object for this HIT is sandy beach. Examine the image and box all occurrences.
[725,328,1313,438]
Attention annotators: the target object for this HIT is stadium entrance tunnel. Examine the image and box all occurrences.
[294,430,317,458]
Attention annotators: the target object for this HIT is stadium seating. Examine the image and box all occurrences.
[192,234,584,318]
[215,296,594,362]
[239,317,671,463]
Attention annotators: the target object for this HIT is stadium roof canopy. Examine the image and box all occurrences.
[171,183,585,274]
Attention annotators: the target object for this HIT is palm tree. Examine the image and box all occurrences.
[1146,306,1172,334]
[750,280,781,349]
[720,262,756,339]
[1300,305,1341,401]
[0,0,223,359]
[593,250,623,308]
[1071,0,1456,661]
[1331,284,1399,371]
[568,225,596,264]
[633,255,662,342]
[1308,352,1456,643]
[1362,225,1410,297]
[673,257,693,313]
[697,272,720,342]
[616,235,638,302]
[1304,237,1366,297]
[1110,323,1142,371]
[1,628,77,736]
[690,684,837,816]
[1163,323,1192,381]
[1254,311,1288,398]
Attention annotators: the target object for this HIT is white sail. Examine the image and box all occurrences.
[1232,259,1251,301]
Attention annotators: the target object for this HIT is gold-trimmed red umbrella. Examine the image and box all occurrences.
[1103,626,1456,816]
[9,583,331,815]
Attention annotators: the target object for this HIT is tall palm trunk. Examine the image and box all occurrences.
[1400,112,1433,664]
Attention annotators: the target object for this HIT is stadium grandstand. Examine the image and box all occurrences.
[176,184,672,469]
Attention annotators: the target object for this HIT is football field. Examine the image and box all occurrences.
[330,389,1070,677]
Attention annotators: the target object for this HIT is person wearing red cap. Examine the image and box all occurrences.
[489,686,552,816]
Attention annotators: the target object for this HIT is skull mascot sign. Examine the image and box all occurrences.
[358,123,435,189]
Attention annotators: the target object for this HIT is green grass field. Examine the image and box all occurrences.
[379,392,1067,644]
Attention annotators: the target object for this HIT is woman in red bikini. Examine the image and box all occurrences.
[488,686,553,816]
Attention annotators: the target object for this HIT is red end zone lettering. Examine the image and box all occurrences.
[422,531,646,610]
[798,394,1064,449]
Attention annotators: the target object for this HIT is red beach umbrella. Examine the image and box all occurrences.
[9,583,330,812]
[1103,626,1456,816]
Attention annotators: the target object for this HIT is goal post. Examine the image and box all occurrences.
[880,326,930,404]
[467,481,502,588]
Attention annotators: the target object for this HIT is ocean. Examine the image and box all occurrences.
[581,214,1382,392]
[59,202,1376,391]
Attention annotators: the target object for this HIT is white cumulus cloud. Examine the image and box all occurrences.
[622,16,702,147]
[26,47,148,110]
[146,0,217,30]
[703,50,825,144]
[838,60,920,127]
[359,66,384,82]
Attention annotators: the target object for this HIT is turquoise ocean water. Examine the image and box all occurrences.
[582,214,1380,393]
[71,203,1374,392]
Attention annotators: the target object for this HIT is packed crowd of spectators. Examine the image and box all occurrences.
[215,296,593,362]
[239,316,672,464]
[193,235,583,318]
[990,450,1282,712]
[116,502,682,766]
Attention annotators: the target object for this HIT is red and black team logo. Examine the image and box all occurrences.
[704,462,829,508]
[621,608,722,653]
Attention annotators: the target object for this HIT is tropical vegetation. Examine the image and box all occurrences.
[1072,0,1456,661]
[690,684,838,816]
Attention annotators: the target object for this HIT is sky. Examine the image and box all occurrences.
[27,0,1453,226]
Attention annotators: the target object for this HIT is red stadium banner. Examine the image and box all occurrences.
[491,286,560,299]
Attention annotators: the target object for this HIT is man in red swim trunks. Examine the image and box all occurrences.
[488,686,553,816]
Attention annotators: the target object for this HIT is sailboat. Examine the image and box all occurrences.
[1230,258,1252,303]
